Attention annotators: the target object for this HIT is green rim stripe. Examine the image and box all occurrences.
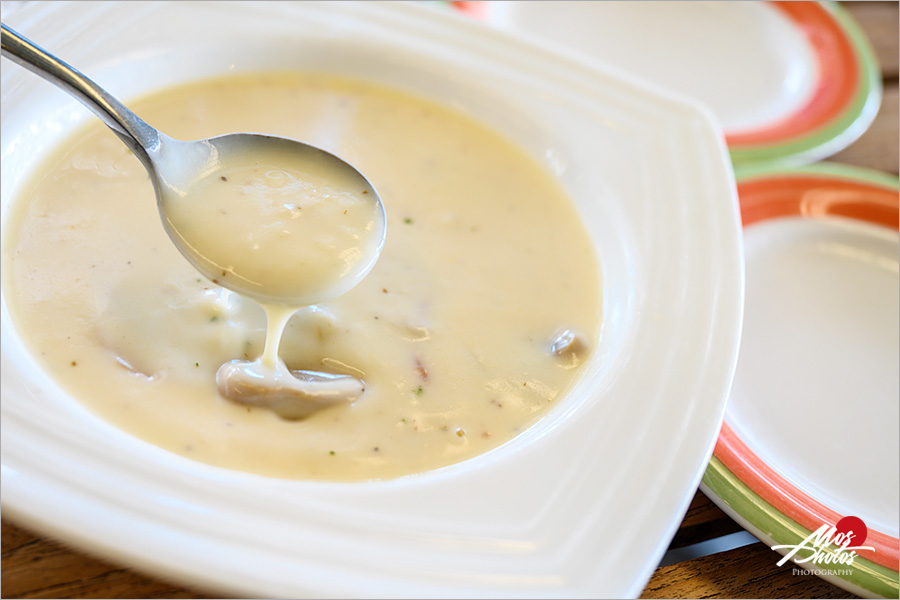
[729,1,883,166]
[703,458,899,598]
[734,161,900,190]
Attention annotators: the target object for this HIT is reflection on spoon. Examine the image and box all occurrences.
[1,24,383,417]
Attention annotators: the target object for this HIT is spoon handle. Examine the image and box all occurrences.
[1,23,160,164]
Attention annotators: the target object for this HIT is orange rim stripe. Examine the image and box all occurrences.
[739,175,900,228]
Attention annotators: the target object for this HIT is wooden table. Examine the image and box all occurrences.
[2,2,897,598]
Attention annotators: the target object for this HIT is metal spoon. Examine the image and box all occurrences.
[0,23,387,306]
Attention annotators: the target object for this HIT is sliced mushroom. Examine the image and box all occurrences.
[548,328,588,358]
[216,359,364,420]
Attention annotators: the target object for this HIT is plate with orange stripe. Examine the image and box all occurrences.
[461,1,881,166]
[702,163,899,598]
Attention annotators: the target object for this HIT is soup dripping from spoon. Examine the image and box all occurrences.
[1,24,386,418]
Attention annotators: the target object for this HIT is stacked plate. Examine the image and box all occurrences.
[468,2,898,598]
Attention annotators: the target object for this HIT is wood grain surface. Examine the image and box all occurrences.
[643,541,860,600]
[2,2,897,599]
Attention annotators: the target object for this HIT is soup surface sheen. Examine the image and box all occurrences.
[162,142,384,306]
[4,72,601,481]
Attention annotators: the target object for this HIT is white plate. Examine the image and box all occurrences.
[0,2,743,597]
[731,217,898,535]
[475,1,882,166]
[702,164,899,598]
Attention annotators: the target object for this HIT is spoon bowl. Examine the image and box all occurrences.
[151,132,386,305]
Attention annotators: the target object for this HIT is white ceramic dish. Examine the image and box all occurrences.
[0,2,743,597]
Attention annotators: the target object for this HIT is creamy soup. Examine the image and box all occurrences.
[3,72,601,481]
[162,142,384,306]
